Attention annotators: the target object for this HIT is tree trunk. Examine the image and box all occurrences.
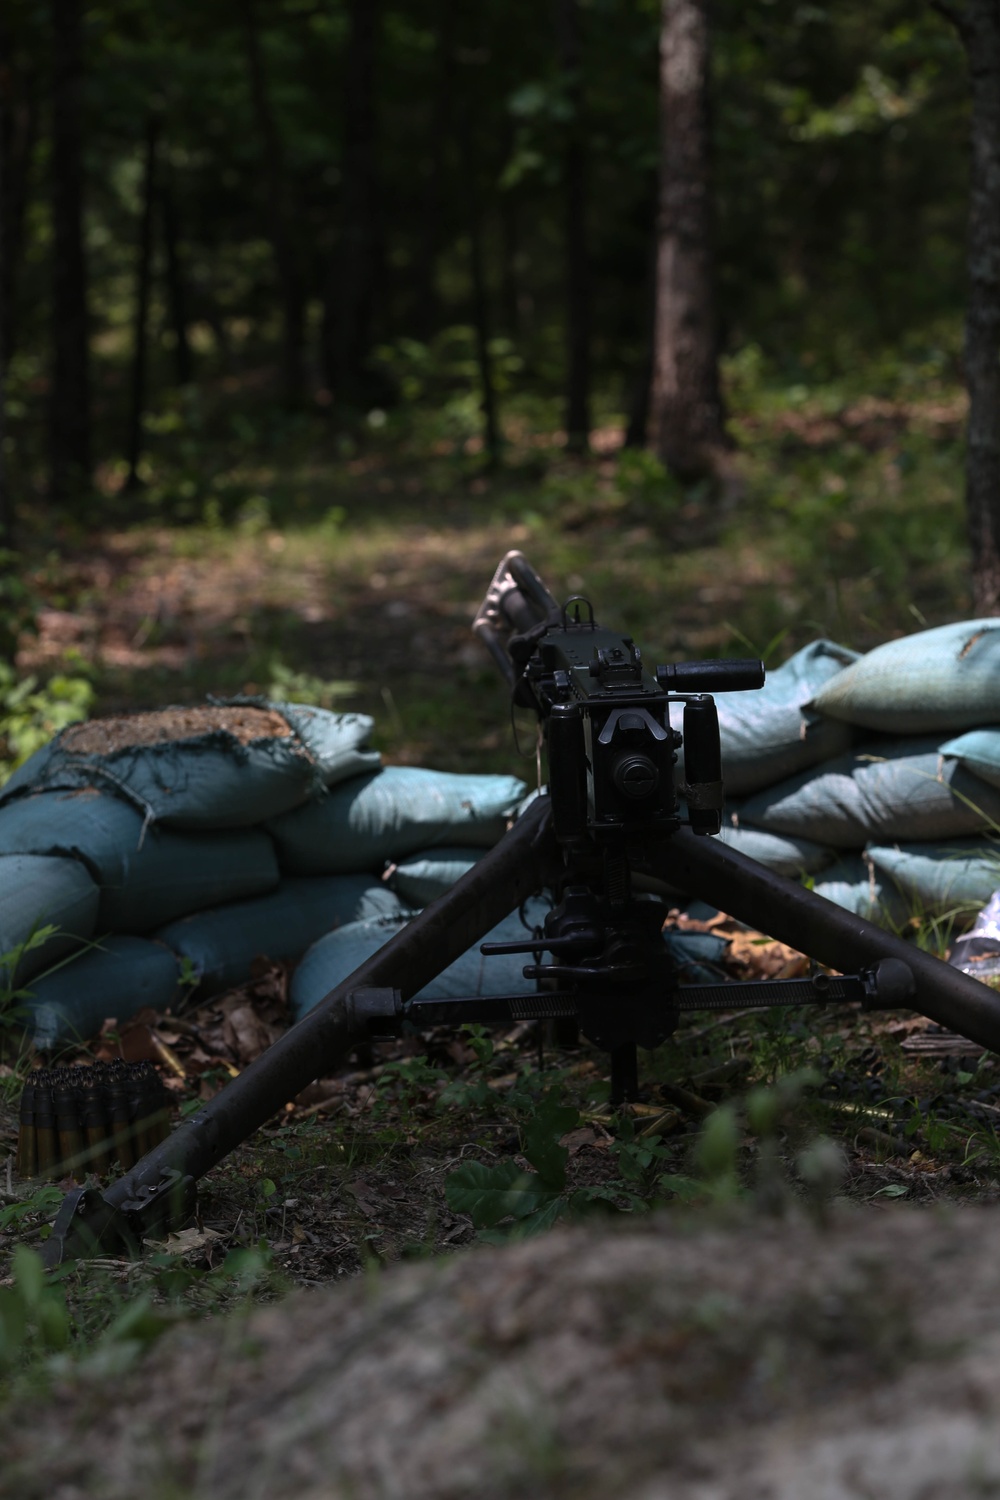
[557,0,590,452]
[0,94,9,553]
[322,0,380,407]
[124,114,159,494]
[240,0,305,408]
[160,168,194,387]
[934,0,1000,614]
[455,56,500,470]
[0,38,40,374]
[49,0,91,503]
[649,0,727,483]
[412,0,455,343]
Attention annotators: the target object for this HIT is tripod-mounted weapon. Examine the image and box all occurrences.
[40,554,1000,1265]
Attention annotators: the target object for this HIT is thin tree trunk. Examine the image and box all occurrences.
[0,44,40,373]
[322,0,380,406]
[50,0,91,503]
[0,97,9,554]
[124,114,159,494]
[413,0,455,342]
[649,0,727,483]
[240,0,305,408]
[160,168,193,386]
[456,64,500,470]
[933,0,1000,614]
[557,0,590,452]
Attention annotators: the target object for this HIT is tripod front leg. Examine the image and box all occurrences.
[43,797,562,1266]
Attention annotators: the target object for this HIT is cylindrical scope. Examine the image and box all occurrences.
[657,658,765,694]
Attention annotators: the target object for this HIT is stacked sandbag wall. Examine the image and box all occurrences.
[6,617,1000,1049]
[712,620,1000,928]
[0,701,529,1047]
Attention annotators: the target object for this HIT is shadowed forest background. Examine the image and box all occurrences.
[0,0,994,765]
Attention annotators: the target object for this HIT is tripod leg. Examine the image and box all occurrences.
[609,1042,639,1106]
[43,796,563,1265]
[658,828,1000,1053]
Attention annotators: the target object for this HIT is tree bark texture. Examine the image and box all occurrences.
[124,115,159,493]
[557,0,591,452]
[50,0,91,502]
[322,0,380,405]
[240,0,305,408]
[938,0,1000,614]
[649,0,727,483]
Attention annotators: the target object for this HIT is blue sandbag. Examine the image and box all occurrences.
[0,789,281,931]
[714,817,834,877]
[16,935,181,1050]
[267,767,527,875]
[0,854,99,987]
[867,840,1000,918]
[810,619,1000,732]
[1,701,379,829]
[678,640,859,796]
[940,728,1000,790]
[810,857,912,927]
[156,876,408,996]
[739,738,1000,847]
[385,846,483,906]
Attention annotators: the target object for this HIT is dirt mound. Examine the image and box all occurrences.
[61,705,294,755]
[6,1205,1000,1499]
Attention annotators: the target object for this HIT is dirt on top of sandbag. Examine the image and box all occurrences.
[61,705,297,756]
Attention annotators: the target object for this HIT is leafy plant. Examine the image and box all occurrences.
[0,664,93,784]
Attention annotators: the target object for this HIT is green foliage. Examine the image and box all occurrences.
[0,665,93,784]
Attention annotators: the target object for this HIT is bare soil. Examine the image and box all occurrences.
[61,704,295,754]
[6,1204,1000,1500]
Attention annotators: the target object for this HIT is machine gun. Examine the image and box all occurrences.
[40,555,1000,1265]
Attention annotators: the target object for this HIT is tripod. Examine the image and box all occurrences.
[40,559,1000,1264]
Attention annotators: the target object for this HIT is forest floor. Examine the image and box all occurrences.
[1,378,996,1490]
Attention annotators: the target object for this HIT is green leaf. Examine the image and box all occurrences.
[12,1246,46,1311]
[521,1094,579,1187]
[445,1160,559,1228]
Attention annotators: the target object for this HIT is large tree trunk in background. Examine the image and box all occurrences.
[934,0,1000,614]
[649,0,727,483]
[322,0,380,407]
[240,0,305,408]
[557,0,590,453]
[124,115,159,494]
[50,0,91,503]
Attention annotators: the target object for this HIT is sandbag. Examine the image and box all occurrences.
[385,846,483,906]
[97,827,280,932]
[714,818,834,877]
[290,901,729,1023]
[809,619,1000,732]
[940,728,1000,790]
[0,853,99,987]
[156,876,408,997]
[0,701,380,829]
[810,857,911,927]
[0,789,281,931]
[867,840,1000,919]
[678,640,859,796]
[739,739,1000,847]
[267,767,526,876]
[17,935,181,1050]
